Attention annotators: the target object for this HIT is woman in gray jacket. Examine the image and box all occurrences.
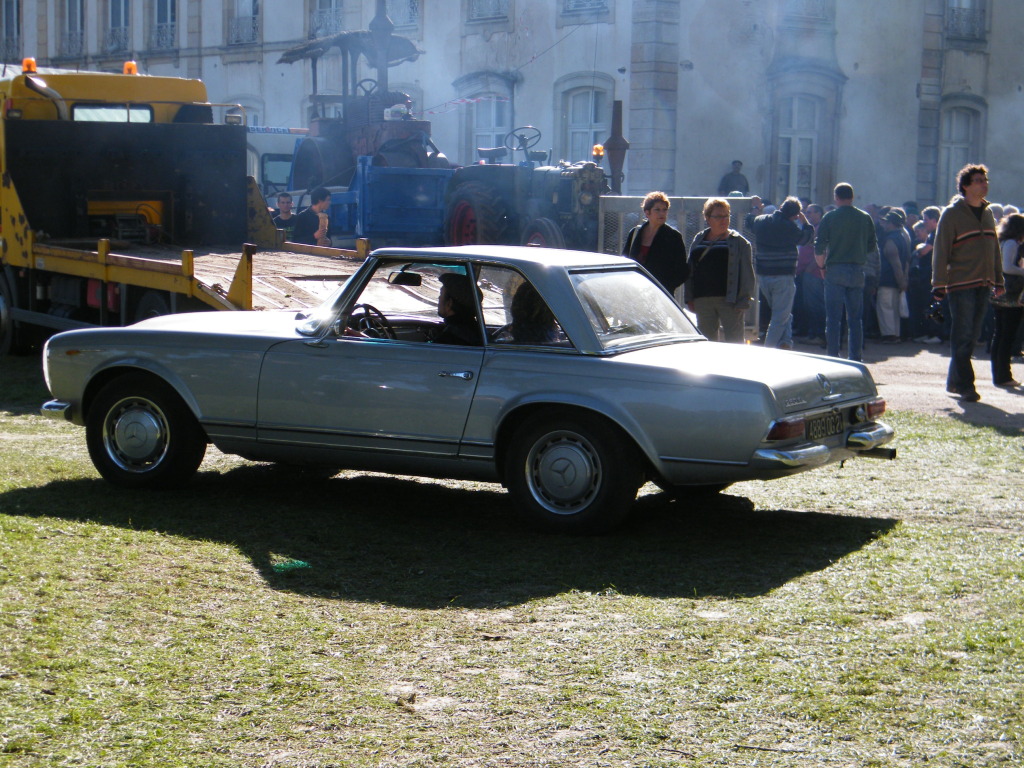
[683,198,756,343]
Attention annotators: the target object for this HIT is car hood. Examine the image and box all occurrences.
[618,341,878,413]
[131,309,305,338]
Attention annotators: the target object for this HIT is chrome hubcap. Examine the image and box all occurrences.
[103,397,169,472]
[526,431,600,515]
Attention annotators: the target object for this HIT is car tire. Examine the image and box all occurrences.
[86,373,207,489]
[444,181,508,245]
[505,412,643,534]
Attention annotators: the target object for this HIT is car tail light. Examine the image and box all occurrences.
[854,398,886,423]
[765,416,805,441]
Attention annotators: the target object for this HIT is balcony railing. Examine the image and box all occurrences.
[228,14,260,45]
[104,26,129,54]
[946,7,986,41]
[469,0,509,21]
[150,22,177,50]
[0,35,20,63]
[564,0,609,12]
[388,0,421,28]
[59,29,84,58]
[310,8,343,38]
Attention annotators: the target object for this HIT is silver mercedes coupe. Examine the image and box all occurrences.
[42,246,895,533]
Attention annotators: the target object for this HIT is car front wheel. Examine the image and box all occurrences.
[86,373,207,489]
[505,413,642,534]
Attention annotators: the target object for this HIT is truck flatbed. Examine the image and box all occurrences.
[35,240,366,312]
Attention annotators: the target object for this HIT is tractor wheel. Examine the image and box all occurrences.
[444,182,508,245]
[521,218,565,249]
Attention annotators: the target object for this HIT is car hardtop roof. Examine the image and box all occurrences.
[370,245,633,272]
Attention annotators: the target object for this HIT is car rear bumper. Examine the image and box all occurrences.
[752,420,895,469]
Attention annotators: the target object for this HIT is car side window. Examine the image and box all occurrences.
[477,266,570,347]
[339,261,484,345]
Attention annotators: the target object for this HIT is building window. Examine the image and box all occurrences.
[946,0,985,41]
[0,0,19,63]
[938,106,982,198]
[310,0,343,38]
[387,0,420,30]
[470,94,511,161]
[469,0,508,21]
[150,0,177,49]
[564,87,609,164]
[775,95,819,203]
[60,0,84,57]
[228,0,260,45]
[105,0,130,53]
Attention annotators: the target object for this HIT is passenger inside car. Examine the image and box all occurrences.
[429,272,483,345]
[509,281,560,344]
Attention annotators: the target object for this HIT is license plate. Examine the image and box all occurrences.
[807,412,844,440]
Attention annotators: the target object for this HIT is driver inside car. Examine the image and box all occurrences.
[430,272,483,345]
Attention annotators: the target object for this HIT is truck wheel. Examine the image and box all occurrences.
[86,373,207,489]
[0,274,22,356]
[521,218,565,249]
[504,412,643,534]
[445,182,507,245]
[134,290,171,323]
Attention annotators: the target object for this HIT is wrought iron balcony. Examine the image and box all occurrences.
[149,22,177,50]
[0,35,21,63]
[564,0,609,12]
[469,0,509,21]
[310,8,343,38]
[946,7,986,41]
[104,26,130,54]
[59,30,84,58]
[388,0,421,28]
[228,14,260,45]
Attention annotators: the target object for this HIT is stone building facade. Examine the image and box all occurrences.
[5,0,1022,208]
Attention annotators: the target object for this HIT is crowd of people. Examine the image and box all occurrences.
[625,162,1023,400]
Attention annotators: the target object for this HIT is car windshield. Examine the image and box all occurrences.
[570,268,702,350]
[295,272,359,336]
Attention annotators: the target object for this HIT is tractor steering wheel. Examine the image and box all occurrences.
[355,79,378,96]
[503,126,542,153]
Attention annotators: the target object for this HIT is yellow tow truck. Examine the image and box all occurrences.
[0,58,365,356]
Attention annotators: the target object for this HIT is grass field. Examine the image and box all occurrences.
[1,354,1021,767]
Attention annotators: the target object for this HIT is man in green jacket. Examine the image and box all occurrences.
[814,183,878,361]
[932,164,1004,402]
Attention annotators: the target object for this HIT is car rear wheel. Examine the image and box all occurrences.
[86,373,207,488]
[505,412,642,534]
[444,181,508,245]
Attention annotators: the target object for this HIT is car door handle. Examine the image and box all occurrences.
[438,370,474,381]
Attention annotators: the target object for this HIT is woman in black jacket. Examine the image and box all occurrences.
[623,191,689,295]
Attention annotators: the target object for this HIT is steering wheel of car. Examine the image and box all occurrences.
[351,303,396,339]
[503,126,542,153]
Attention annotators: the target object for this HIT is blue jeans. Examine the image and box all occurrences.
[798,271,826,339]
[946,286,990,394]
[824,263,865,361]
[758,274,796,348]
